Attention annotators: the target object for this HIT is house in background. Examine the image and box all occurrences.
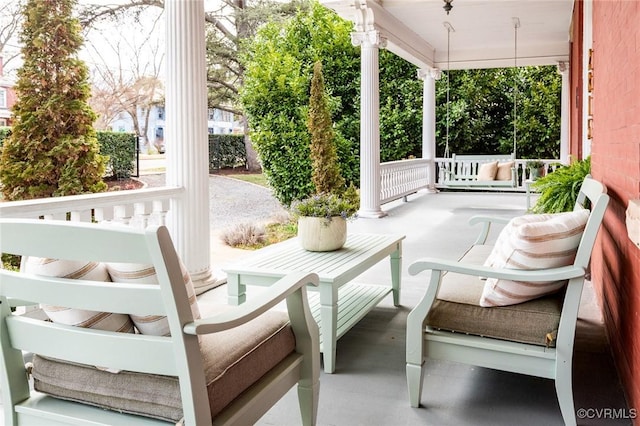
[108,105,242,154]
[0,57,16,127]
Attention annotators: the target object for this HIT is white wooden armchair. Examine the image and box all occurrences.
[406,176,609,425]
[0,219,320,425]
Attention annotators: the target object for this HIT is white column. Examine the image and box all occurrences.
[165,0,218,294]
[352,30,386,218]
[558,61,570,165]
[418,67,441,192]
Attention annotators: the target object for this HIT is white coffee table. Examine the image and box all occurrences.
[224,233,405,373]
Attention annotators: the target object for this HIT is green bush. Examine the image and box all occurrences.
[241,2,424,206]
[209,134,246,170]
[97,131,137,179]
[531,156,591,213]
[0,127,11,148]
[0,0,107,200]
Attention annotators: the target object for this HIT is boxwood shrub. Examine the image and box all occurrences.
[209,134,246,171]
[97,131,137,179]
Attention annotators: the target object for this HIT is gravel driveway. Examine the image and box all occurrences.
[138,174,287,231]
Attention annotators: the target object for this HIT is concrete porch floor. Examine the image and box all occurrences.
[203,189,631,426]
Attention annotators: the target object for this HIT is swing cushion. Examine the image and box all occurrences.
[477,161,498,181]
[496,161,515,181]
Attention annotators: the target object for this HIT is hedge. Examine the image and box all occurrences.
[97,131,137,180]
[2,129,247,177]
[0,128,137,180]
[209,134,246,171]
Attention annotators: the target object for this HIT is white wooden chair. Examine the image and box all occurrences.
[406,176,609,425]
[0,219,320,425]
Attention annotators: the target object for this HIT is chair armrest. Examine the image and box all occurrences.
[183,271,319,335]
[469,215,512,244]
[409,257,586,282]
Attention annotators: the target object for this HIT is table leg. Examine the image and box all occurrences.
[319,283,338,374]
[390,243,402,306]
[227,273,246,305]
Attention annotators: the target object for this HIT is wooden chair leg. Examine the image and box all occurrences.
[555,359,576,426]
[407,362,425,408]
[298,381,319,426]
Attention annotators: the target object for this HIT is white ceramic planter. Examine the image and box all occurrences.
[297,216,347,252]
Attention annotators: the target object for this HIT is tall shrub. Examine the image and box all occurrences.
[0,0,106,200]
[241,1,424,205]
[308,61,344,194]
[241,2,359,206]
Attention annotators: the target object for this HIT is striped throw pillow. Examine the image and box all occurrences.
[106,260,201,336]
[23,258,135,333]
[480,209,590,307]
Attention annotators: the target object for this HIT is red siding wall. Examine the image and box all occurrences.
[590,0,640,413]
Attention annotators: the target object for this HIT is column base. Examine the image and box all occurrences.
[357,209,388,219]
[424,186,439,194]
[190,267,227,295]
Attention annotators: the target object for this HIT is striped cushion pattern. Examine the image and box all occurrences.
[480,209,590,307]
[106,260,201,336]
[23,258,135,333]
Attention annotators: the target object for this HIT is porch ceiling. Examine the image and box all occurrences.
[321,0,574,70]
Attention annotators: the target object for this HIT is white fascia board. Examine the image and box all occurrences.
[321,0,435,69]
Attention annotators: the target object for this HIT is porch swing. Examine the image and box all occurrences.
[442,18,519,189]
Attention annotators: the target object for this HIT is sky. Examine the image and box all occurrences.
[2,0,222,80]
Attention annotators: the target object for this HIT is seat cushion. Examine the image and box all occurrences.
[32,308,296,422]
[430,244,564,347]
[427,294,564,347]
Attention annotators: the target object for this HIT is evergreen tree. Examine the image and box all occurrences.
[0,0,107,200]
[308,61,344,194]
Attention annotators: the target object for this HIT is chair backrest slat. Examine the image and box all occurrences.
[6,316,178,376]
[1,273,165,316]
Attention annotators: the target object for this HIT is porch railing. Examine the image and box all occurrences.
[0,157,559,221]
[380,158,430,204]
[0,186,184,228]
[380,157,560,203]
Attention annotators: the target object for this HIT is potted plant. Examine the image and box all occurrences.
[531,156,591,213]
[527,160,546,181]
[291,187,359,252]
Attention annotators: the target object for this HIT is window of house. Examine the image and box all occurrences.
[0,88,6,108]
[157,106,165,120]
[0,118,7,127]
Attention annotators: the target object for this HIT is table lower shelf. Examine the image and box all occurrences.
[306,282,393,349]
